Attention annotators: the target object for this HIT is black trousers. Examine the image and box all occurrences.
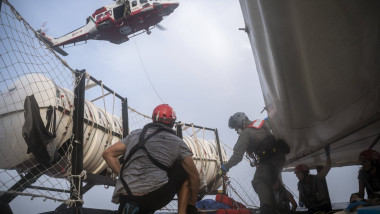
[118,161,188,214]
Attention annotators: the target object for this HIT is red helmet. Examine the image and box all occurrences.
[294,164,310,174]
[359,149,380,161]
[152,104,176,125]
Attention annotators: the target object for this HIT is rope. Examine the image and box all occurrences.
[99,82,114,148]
[128,106,151,119]
[100,82,107,114]
[106,92,116,147]
[191,124,207,188]
[66,170,87,206]
[133,40,165,103]
[0,190,66,202]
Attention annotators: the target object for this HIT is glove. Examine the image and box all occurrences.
[298,201,305,207]
[325,145,330,156]
[218,165,228,176]
[186,204,198,214]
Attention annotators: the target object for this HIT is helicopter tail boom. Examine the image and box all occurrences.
[36,31,68,56]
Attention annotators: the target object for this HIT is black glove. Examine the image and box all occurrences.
[218,164,228,176]
[186,204,198,214]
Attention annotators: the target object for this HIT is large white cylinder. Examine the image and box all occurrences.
[0,73,228,190]
[0,73,123,175]
[183,137,228,191]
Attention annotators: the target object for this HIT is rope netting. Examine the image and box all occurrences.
[0,0,78,204]
[0,0,260,211]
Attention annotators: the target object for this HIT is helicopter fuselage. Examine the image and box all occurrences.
[42,0,179,48]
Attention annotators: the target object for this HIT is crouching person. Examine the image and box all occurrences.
[102,104,200,214]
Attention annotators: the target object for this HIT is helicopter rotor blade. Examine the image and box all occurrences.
[156,24,167,31]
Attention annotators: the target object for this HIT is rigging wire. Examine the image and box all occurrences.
[284,183,299,200]
[227,176,260,207]
[133,40,165,103]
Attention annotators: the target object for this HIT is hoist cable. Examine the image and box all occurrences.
[133,40,165,103]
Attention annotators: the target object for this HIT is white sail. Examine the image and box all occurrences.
[239,0,380,169]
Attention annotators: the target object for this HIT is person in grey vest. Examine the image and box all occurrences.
[218,112,289,214]
[103,104,200,214]
[295,146,332,213]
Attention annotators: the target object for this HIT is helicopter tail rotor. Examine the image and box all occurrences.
[39,21,49,34]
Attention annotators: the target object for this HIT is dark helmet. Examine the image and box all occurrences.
[228,112,248,129]
[359,149,380,161]
[152,104,176,125]
[294,164,310,174]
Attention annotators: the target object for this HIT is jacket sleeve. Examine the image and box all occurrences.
[224,131,251,170]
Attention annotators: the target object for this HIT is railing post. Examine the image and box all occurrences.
[176,122,183,139]
[71,69,86,211]
[122,98,129,138]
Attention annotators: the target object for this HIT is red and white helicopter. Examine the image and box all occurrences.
[37,0,179,56]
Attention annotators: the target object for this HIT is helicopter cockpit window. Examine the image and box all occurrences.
[140,0,148,4]
[96,14,103,21]
[105,10,112,17]
[132,1,137,7]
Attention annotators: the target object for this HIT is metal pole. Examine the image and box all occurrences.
[214,128,226,194]
[88,75,126,101]
[182,123,215,131]
[122,98,129,138]
[71,69,86,211]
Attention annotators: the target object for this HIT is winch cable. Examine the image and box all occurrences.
[133,40,165,103]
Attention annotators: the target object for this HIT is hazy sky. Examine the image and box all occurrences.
[5,0,360,213]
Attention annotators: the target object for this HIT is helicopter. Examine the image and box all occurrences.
[37,0,179,56]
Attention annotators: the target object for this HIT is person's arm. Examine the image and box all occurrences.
[224,132,250,170]
[289,195,298,212]
[102,142,127,176]
[358,179,365,198]
[317,146,331,179]
[181,156,200,205]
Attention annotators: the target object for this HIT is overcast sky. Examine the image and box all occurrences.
[6,0,360,213]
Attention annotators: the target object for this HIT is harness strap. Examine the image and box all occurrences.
[119,123,175,197]
[246,119,265,129]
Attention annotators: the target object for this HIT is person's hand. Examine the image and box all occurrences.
[325,145,330,156]
[186,204,198,214]
[298,201,305,207]
[218,165,228,176]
